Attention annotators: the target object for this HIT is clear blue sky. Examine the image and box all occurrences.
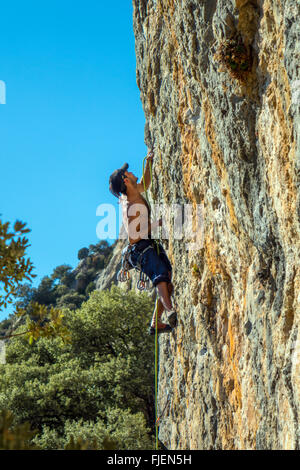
[0,1,148,320]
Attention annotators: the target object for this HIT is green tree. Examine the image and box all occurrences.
[32,276,57,306]
[88,240,116,267]
[0,410,39,450]
[51,265,75,288]
[33,408,152,450]
[13,283,35,310]
[0,218,36,311]
[0,409,117,449]
[85,281,95,296]
[0,218,69,344]
[77,248,89,260]
[56,291,86,310]
[88,241,109,255]
[0,286,156,449]
[0,317,14,338]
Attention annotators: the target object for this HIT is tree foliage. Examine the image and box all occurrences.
[3,241,115,324]
[0,217,151,449]
[0,286,156,449]
[78,248,89,260]
[0,410,39,450]
[0,218,70,344]
[0,218,36,311]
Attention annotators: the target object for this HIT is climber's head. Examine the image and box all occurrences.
[109,163,129,198]
[109,163,139,198]
[123,170,138,189]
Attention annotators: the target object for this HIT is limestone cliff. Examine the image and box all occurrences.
[105,0,300,449]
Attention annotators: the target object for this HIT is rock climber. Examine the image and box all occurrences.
[109,152,177,335]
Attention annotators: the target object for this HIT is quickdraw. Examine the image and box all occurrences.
[117,245,133,282]
[116,268,130,282]
[117,243,153,291]
[137,271,151,291]
[155,393,170,428]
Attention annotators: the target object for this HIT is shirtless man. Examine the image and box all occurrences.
[109,155,177,334]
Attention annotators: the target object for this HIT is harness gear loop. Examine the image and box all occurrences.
[137,271,151,291]
[118,243,154,291]
[117,245,134,283]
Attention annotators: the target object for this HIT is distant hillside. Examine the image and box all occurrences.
[0,239,116,338]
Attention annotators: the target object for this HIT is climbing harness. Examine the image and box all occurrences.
[117,242,154,291]
[132,241,153,291]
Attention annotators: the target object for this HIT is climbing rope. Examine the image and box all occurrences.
[142,146,160,450]
[154,297,159,450]
[117,145,163,449]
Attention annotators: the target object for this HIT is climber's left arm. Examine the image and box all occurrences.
[137,152,154,193]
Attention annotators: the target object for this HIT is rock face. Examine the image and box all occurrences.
[129,0,300,450]
[95,227,127,291]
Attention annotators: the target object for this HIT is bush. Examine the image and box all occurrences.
[85,282,95,295]
[78,248,89,260]
[56,292,86,310]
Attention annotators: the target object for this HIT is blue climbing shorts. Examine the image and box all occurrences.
[129,239,172,287]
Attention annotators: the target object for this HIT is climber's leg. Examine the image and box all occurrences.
[167,277,174,297]
[150,283,172,331]
[151,298,164,328]
[157,279,173,311]
[151,272,174,328]
[135,242,175,332]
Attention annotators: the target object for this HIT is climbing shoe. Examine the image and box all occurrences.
[148,324,173,336]
[167,311,178,328]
